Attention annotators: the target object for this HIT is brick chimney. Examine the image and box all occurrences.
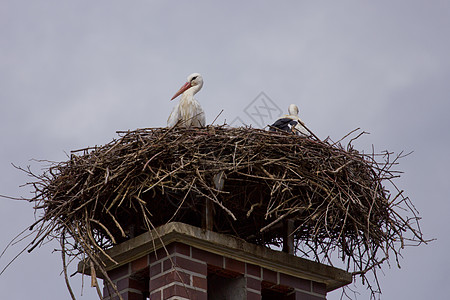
[79,222,351,299]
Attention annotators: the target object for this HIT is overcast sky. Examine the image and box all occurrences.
[1,1,449,299]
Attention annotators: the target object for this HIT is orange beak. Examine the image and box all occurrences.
[170,81,192,100]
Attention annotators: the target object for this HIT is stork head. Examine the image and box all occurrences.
[170,73,204,100]
[288,104,299,116]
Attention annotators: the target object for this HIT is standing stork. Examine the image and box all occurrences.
[167,73,206,128]
[270,104,309,136]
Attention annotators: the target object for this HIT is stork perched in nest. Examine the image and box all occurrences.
[270,104,309,136]
[167,73,206,128]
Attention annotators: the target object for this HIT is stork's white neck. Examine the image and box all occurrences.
[182,82,203,100]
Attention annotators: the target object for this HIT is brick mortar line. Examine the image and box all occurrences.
[245,274,261,280]
[150,260,161,267]
[246,287,261,295]
[245,263,262,279]
[188,271,207,279]
[106,272,139,286]
[164,256,207,275]
[169,252,213,267]
[150,288,163,296]
[150,253,176,266]
[151,281,207,294]
[151,252,194,263]
[105,287,143,298]
[151,265,207,282]
[170,281,207,293]
[153,252,208,271]
[107,263,132,283]
[108,274,130,283]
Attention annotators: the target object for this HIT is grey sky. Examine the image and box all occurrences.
[1,1,449,299]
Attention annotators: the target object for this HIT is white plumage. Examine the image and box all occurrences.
[167,73,206,128]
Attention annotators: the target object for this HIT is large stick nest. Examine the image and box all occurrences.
[17,126,425,298]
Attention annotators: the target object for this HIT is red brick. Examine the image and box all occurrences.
[208,265,241,278]
[149,247,168,263]
[131,255,149,272]
[163,258,173,272]
[150,270,190,290]
[127,291,144,300]
[108,263,130,280]
[262,268,277,283]
[294,290,325,300]
[193,275,207,289]
[116,277,146,292]
[163,255,207,275]
[103,284,115,298]
[163,284,207,300]
[149,290,161,300]
[109,291,143,300]
[246,263,261,278]
[225,257,245,274]
[191,247,223,267]
[247,276,261,291]
[167,242,191,257]
[247,290,261,300]
[279,273,310,291]
[312,282,326,295]
[109,294,122,300]
[150,261,162,277]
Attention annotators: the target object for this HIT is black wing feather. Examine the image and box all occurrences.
[270,118,298,132]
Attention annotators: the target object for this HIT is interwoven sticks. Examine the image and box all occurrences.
[20,126,425,298]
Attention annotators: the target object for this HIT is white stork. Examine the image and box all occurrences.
[167,73,206,128]
[270,104,309,136]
